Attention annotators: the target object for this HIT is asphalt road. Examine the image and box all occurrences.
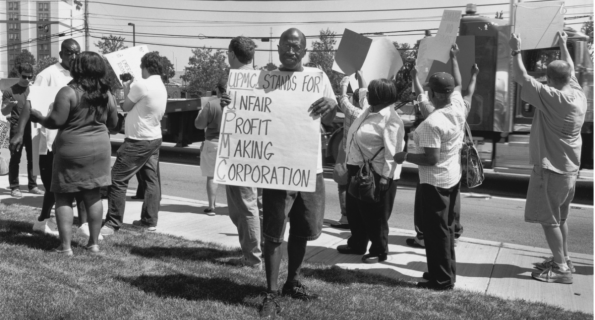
[9,148,593,254]
[136,157,593,255]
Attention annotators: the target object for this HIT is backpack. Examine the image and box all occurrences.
[461,122,484,188]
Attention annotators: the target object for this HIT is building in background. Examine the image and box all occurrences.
[0,0,85,78]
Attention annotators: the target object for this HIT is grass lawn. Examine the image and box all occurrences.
[0,202,590,320]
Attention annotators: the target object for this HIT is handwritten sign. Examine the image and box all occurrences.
[427,10,462,63]
[27,86,61,175]
[514,1,564,49]
[104,45,149,85]
[215,70,323,192]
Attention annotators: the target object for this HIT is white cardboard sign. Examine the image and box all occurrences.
[514,1,565,50]
[347,37,403,90]
[27,86,61,175]
[104,45,149,85]
[215,69,323,192]
[426,10,462,63]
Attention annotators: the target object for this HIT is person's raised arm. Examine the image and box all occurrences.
[463,64,479,105]
[557,31,575,78]
[509,33,532,85]
[450,43,462,92]
[410,68,423,96]
[30,86,74,129]
[356,70,367,89]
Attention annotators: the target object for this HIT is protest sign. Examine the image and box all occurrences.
[214,69,323,192]
[514,1,564,49]
[347,37,403,90]
[427,10,462,63]
[415,36,475,88]
[332,29,372,76]
[104,45,149,85]
[27,86,61,175]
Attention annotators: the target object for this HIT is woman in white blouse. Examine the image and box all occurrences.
[336,78,405,263]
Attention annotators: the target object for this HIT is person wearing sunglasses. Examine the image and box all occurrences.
[2,63,42,199]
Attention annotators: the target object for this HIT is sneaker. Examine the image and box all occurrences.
[535,257,576,273]
[259,292,282,318]
[32,220,59,237]
[76,223,104,240]
[204,207,216,216]
[100,225,115,236]
[531,265,573,284]
[361,253,388,264]
[132,220,157,231]
[228,258,263,270]
[281,281,319,301]
[29,187,43,195]
[11,188,22,198]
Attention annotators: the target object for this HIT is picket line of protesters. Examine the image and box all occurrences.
[1,26,587,318]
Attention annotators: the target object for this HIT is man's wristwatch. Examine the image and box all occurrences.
[511,50,521,56]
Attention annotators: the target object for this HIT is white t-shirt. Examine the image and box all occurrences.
[125,75,167,140]
[303,67,336,174]
[33,62,72,154]
[415,91,467,188]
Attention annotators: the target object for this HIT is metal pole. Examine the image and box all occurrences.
[84,0,89,50]
[128,23,135,46]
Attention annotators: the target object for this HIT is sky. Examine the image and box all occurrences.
[86,0,594,72]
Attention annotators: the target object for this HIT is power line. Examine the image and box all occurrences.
[91,0,549,14]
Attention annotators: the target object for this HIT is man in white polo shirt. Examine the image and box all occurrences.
[102,52,167,235]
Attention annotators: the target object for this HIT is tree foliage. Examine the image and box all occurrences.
[265,62,278,71]
[393,41,416,103]
[159,54,175,83]
[8,50,36,77]
[308,28,342,94]
[582,20,593,61]
[94,35,128,54]
[181,47,229,95]
[36,56,59,75]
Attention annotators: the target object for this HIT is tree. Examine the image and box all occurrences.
[94,35,128,54]
[8,49,36,77]
[36,56,59,74]
[159,54,175,83]
[392,42,416,103]
[582,20,593,61]
[308,28,342,94]
[265,62,278,71]
[181,47,229,95]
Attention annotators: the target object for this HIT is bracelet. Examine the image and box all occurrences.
[511,50,521,56]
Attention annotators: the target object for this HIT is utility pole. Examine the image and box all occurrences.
[269,27,273,64]
[84,0,89,50]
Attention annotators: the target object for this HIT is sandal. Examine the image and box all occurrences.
[85,244,100,254]
[51,247,73,256]
[204,207,216,216]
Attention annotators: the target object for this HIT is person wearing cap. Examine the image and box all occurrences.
[394,44,475,291]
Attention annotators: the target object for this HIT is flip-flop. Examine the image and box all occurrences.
[51,247,73,256]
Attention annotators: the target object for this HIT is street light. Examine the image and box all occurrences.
[128,22,135,46]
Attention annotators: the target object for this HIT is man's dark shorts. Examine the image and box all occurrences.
[262,173,325,243]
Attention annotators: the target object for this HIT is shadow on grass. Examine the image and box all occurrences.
[116,273,262,304]
[125,245,239,261]
[0,220,61,250]
[159,204,230,216]
[301,265,415,288]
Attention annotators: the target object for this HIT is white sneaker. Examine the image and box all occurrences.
[76,223,104,241]
[32,220,59,237]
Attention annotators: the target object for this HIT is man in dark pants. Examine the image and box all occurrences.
[258,28,338,318]
[2,63,41,198]
[101,52,167,235]
[395,45,478,290]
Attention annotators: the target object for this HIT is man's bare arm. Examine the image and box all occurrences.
[557,31,575,78]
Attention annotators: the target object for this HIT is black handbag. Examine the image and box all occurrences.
[348,146,384,203]
[461,122,484,188]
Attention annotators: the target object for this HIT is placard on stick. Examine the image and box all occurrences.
[514,1,564,49]
[215,70,323,192]
[104,45,149,85]
[332,29,372,76]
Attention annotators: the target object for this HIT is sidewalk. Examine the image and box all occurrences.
[2,190,593,314]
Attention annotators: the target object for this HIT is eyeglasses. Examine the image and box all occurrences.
[279,43,303,52]
[21,75,33,80]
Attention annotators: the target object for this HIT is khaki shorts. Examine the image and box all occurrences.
[525,166,577,227]
[200,140,218,177]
